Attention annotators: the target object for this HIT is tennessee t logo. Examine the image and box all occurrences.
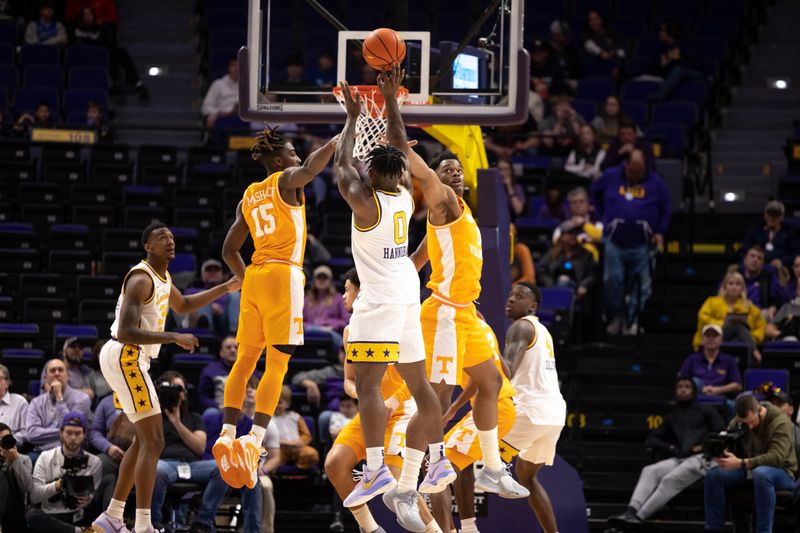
[456,426,475,442]
[394,431,406,449]
[436,355,454,375]
[293,317,303,335]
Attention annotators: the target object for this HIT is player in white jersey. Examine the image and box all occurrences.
[333,81,451,532]
[92,222,240,533]
[501,282,566,533]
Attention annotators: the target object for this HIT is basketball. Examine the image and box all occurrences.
[362,27,406,70]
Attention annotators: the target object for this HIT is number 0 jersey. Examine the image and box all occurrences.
[350,186,419,304]
[242,171,306,268]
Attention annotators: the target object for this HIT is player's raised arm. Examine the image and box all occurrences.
[503,319,535,378]
[280,134,339,189]
[222,200,248,281]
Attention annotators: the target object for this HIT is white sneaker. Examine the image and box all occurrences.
[606,316,622,335]
[381,488,427,532]
[474,466,530,499]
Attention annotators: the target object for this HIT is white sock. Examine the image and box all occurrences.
[398,447,425,492]
[221,423,237,440]
[106,497,125,521]
[251,424,267,444]
[428,441,445,462]
[425,518,444,532]
[460,517,478,533]
[134,508,151,530]
[477,427,503,471]
[365,446,384,472]
[351,504,379,532]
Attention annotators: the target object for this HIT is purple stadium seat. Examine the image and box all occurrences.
[0,22,15,46]
[575,78,614,103]
[68,66,110,90]
[744,368,789,395]
[0,43,14,66]
[24,65,64,90]
[621,101,647,128]
[612,16,646,40]
[635,37,663,59]
[209,28,246,52]
[572,99,597,123]
[20,45,59,68]
[644,124,685,157]
[63,88,108,115]
[14,86,59,112]
[64,46,109,69]
[621,79,662,102]
[652,102,697,129]
[672,79,708,109]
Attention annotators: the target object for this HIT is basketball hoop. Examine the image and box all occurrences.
[332,84,409,161]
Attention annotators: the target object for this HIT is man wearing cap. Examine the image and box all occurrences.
[27,359,91,455]
[26,411,104,533]
[742,200,800,270]
[679,324,742,410]
[182,258,241,337]
[40,337,111,403]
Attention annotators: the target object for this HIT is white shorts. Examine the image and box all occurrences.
[99,339,161,423]
[501,404,563,466]
[346,294,425,365]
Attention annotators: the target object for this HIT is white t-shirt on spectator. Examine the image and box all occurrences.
[329,411,353,437]
[272,411,301,443]
[263,420,280,450]
[201,74,239,117]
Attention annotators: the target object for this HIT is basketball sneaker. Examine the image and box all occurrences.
[212,433,244,488]
[232,432,262,489]
[418,457,457,494]
[342,464,396,508]
[381,487,427,533]
[91,512,130,533]
[474,465,530,499]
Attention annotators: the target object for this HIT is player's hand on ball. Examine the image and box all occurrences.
[225,275,242,292]
[174,333,199,352]
[339,81,361,118]
[377,62,405,98]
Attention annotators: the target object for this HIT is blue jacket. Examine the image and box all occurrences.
[591,164,672,248]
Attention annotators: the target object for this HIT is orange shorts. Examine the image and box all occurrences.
[421,297,495,386]
[333,398,417,469]
[443,396,517,471]
[236,262,305,348]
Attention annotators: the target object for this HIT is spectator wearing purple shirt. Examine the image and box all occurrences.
[182,259,241,337]
[303,265,349,333]
[27,359,91,453]
[197,336,239,415]
[88,393,126,477]
[0,364,29,445]
[679,324,742,408]
[738,245,785,317]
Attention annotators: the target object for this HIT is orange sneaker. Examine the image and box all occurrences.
[212,433,244,488]
[232,432,261,489]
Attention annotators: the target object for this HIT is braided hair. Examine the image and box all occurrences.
[365,145,406,182]
[250,125,286,164]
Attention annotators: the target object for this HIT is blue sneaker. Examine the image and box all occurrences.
[418,457,457,494]
[343,464,397,508]
[91,512,129,533]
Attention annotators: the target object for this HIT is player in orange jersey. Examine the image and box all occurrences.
[213,127,338,489]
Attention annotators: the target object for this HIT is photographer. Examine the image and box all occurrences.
[27,412,103,533]
[609,377,723,527]
[0,422,33,531]
[704,394,798,533]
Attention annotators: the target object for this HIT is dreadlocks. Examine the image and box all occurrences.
[365,145,406,181]
[250,125,285,162]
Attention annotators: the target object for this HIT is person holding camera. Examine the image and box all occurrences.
[26,412,103,533]
[608,377,724,527]
[0,364,30,446]
[704,394,798,533]
[0,421,33,531]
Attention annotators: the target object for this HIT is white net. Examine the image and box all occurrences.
[333,86,408,161]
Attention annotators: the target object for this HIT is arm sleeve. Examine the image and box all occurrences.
[88,403,112,453]
[201,81,221,116]
[89,456,102,492]
[12,399,28,445]
[564,150,581,174]
[750,306,766,344]
[10,455,34,494]
[591,150,607,179]
[29,453,58,505]
[26,400,64,447]
[24,22,37,44]
[748,418,795,469]
[584,39,603,56]
[74,391,91,417]
[645,417,676,455]
[197,369,217,410]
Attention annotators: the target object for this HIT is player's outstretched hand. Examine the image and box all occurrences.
[225,275,242,292]
[173,332,199,352]
[377,62,405,99]
[339,81,361,119]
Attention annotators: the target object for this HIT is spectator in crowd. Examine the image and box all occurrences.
[498,159,526,221]
[608,377,723,527]
[41,337,111,404]
[766,255,800,340]
[88,393,131,479]
[290,349,344,409]
[537,221,596,302]
[0,421,33,532]
[548,20,581,85]
[679,324,742,411]
[202,57,239,128]
[82,101,112,141]
[303,265,350,334]
[650,20,705,103]
[25,1,67,45]
[738,244,785,317]
[65,0,119,29]
[591,95,634,141]
[539,96,586,155]
[536,186,569,222]
[272,55,312,103]
[26,412,104,533]
[28,359,91,454]
[552,187,603,261]
[704,394,797,533]
[483,115,540,160]
[693,271,766,363]
[14,102,55,136]
[742,200,800,269]
[198,335,238,415]
[329,394,357,440]
[592,149,671,335]
[601,119,655,170]
[564,124,606,179]
[0,364,29,445]
[182,259,241,337]
[273,386,319,470]
[529,39,568,123]
[582,10,625,69]
[308,49,336,88]
[304,233,333,275]
[510,223,536,285]
[766,390,800,445]
[202,376,273,533]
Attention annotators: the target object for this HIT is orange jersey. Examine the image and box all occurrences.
[426,198,482,305]
[381,364,407,400]
[242,172,306,267]
[473,319,515,402]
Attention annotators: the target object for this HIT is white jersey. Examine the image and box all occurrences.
[110,260,172,360]
[351,186,419,304]
[511,315,566,426]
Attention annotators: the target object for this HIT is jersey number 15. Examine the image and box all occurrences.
[251,203,276,237]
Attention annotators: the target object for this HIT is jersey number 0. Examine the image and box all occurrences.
[251,203,276,237]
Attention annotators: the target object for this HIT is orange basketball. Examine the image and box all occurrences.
[362,28,406,70]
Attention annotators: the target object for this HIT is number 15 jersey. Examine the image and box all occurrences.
[242,171,306,268]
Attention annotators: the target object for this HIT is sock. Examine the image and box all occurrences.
[351,505,379,532]
[250,424,266,444]
[428,441,445,462]
[398,447,425,492]
[477,427,503,471]
[255,347,291,416]
[460,517,478,533]
[106,498,125,521]
[365,446,384,472]
[221,423,237,440]
[134,508,151,530]
[425,519,444,533]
